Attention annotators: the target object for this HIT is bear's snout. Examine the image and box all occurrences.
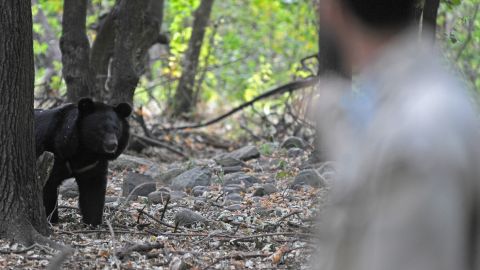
[103,134,118,153]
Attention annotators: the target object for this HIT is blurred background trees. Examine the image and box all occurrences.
[31,0,479,137]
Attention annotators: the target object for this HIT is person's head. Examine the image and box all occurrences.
[319,0,417,71]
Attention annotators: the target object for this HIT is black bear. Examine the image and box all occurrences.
[35,98,131,226]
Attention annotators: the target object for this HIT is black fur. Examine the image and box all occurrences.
[35,98,131,226]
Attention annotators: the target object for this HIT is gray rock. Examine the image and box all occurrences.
[192,186,209,197]
[217,145,260,161]
[148,189,171,204]
[255,207,274,217]
[292,169,326,188]
[174,208,207,226]
[226,204,244,211]
[223,172,259,187]
[214,156,245,167]
[222,166,243,174]
[122,172,156,197]
[252,183,278,197]
[110,154,156,171]
[170,190,188,201]
[223,184,245,194]
[156,167,186,186]
[287,147,304,158]
[225,193,243,202]
[281,136,306,150]
[170,167,212,190]
[59,178,78,198]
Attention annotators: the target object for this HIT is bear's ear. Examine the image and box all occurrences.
[114,103,132,118]
[78,98,95,114]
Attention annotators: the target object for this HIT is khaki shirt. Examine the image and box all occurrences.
[312,31,480,270]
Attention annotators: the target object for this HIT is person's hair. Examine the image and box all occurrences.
[340,0,416,30]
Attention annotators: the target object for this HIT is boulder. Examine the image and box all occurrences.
[170,167,212,190]
[122,172,156,197]
[292,169,326,188]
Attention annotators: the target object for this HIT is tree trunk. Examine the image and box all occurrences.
[107,0,162,105]
[60,0,93,103]
[422,0,440,42]
[172,0,215,118]
[90,4,119,102]
[0,0,49,243]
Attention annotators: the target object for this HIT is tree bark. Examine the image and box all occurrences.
[172,0,215,118]
[60,0,93,103]
[90,3,119,101]
[107,0,162,105]
[0,0,49,242]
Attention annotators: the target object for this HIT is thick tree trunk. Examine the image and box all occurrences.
[172,0,215,118]
[0,0,49,242]
[107,0,161,105]
[90,4,119,102]
[60,0,93,103]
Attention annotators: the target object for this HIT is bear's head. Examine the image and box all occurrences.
[77,98,132,159]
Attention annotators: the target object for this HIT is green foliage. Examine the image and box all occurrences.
[439,0,480,92]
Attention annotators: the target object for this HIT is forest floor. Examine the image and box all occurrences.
[0,135,332,269]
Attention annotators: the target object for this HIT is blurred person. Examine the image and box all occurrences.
[312,0,480,270]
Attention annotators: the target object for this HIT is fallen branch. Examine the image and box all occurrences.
[161,77,319,131]
[132,134,187,158]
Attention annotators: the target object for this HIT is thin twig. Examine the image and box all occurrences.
[106,220,121,269]
[136,208,176,228]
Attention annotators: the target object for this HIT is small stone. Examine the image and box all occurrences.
[225,193,243,202]
[174,208,206,226]
[214,156,245,167]
[222,166,243,174]
[148,190,171,204]
[110,154,156,171]
[122,172,156,197]
[170,167,212,190]
[226,204,244,211]
[59,178,78,198]
[255,207,274,217]
[287,147,304,158]
[253,183,278,197]
[216,145,260,161]
[223,172,259,187]
[192,186,209,197]
[281,136,306,150]
[223,184,245,194]
[292,169,326,188]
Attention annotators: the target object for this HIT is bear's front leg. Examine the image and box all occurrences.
[76,161,108,226]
